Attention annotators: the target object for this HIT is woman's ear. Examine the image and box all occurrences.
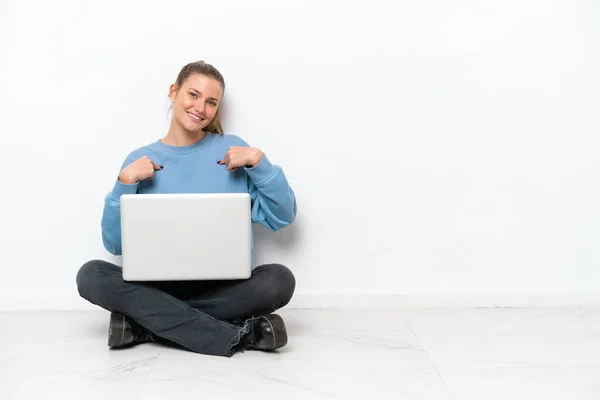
[168,83,177,103]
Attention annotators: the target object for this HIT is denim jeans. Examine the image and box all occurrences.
[76,260,296,357]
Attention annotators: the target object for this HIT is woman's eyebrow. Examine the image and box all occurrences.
[189,88,219,102]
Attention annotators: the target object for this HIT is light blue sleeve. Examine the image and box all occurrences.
[244,154,297,231]
[101,155,139,255]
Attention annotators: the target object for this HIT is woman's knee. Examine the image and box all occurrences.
[256,264,296,307]
[76,259,120,300]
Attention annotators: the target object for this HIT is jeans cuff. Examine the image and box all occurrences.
[226,321,252,357]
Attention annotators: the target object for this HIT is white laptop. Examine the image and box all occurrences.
[120,193,252,281]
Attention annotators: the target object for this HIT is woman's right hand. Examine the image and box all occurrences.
[118,156,163,184]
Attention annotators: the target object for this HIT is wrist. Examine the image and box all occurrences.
[249,149,264,167]
[118,172,137,185]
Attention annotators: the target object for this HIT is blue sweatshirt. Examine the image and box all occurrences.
[101,133,297,267]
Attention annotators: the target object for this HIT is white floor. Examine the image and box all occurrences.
[2,308,600,400]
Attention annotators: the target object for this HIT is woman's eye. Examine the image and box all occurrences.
[190,93,197,98]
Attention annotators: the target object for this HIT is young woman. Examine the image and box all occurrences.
[76,61,297,357]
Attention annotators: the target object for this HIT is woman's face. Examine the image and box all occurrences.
[169,73,223,133]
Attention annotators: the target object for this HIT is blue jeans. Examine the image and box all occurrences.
[76,260,295,357]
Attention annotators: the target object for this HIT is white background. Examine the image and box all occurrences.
[1,0,599,309]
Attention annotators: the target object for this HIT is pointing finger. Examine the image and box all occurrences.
[217,153,230,165]
[151,160,163,170]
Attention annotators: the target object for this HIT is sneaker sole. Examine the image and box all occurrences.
[268,314,288,350]
[108,312,126,348]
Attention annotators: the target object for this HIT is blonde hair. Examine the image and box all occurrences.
[173,60,226,134]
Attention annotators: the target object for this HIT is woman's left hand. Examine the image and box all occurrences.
[217,146,264,172]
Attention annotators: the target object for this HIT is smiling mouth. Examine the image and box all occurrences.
[187,112,204,123]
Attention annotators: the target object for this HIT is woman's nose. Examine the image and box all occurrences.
[195,101,206,114]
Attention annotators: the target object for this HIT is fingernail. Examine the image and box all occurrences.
[160,166,164,169]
